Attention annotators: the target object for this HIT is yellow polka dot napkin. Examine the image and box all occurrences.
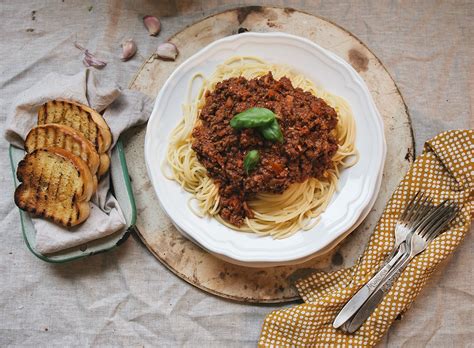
[259,130,473,347]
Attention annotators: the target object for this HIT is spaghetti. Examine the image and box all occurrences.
[163,57,357,238]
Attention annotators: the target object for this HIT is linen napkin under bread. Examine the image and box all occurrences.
[5,69,153,254]
[259,130,473,347]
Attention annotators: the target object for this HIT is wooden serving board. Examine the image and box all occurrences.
[124,7,415,303]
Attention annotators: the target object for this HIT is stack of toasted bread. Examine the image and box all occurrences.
[14,100,112,227]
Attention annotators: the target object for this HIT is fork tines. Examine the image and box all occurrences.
[400,191,434,229]
[418,200,459,241]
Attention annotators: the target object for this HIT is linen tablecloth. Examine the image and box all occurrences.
[1,1,472,346]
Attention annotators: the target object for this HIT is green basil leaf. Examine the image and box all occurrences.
[230,107,275,129]
[243,149,260,174]
[259,119,284,143]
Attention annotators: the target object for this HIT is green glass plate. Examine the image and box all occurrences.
[9,139,137,263]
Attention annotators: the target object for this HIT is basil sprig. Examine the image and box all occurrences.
[230,107,275,129]
[259,119,284,143]
[230,107,284,143]
[243,150,260,174]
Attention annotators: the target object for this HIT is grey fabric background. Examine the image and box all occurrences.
[1,1,472,346]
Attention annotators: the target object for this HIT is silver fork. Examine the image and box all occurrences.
[333,192,434,329]
[342,200,459,333]
[387,191,432,259]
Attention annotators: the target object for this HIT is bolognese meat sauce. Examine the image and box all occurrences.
[192,73,338,227]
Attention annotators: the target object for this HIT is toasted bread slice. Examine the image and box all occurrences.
[25,124,100,176]
[15,147,94,227]
[37,100,112,176]
[97,153,110,178]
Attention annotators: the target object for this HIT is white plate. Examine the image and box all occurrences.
[145,32,386,266]
[175,160,383,268]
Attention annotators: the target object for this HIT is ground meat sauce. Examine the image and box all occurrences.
[192,73,338,227]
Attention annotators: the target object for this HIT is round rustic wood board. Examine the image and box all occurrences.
[124,6,415,303]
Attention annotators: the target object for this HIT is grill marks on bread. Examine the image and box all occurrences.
[14,100,111,229]
[40,101,99,149]
[38,100,112,176]
[25,124,100,176]
[14,148,94,227]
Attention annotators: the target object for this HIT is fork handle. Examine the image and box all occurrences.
[343,254,412,333]
[333,246,406,328]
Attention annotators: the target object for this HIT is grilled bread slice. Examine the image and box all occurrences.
[25,124,100,176]
[14,147,94,227]
[37,100,112,176]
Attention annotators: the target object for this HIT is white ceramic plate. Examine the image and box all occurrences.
[145,32,386,266]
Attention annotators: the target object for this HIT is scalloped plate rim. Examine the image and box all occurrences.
[144,32,386,264]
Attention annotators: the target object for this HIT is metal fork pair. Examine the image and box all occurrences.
[333,192,459,332]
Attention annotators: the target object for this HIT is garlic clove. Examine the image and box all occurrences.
[143,15,161,36]
[83,50,107,68]
[156,42,179,61]
[74,42,107,69]
[121,39,137,61]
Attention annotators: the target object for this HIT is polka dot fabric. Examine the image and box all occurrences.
[259,130,473,347]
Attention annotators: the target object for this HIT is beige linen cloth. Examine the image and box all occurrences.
[259,130,473,347]
[4,69,152,254]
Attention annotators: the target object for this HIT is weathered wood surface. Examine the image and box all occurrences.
[124,7,415,303]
